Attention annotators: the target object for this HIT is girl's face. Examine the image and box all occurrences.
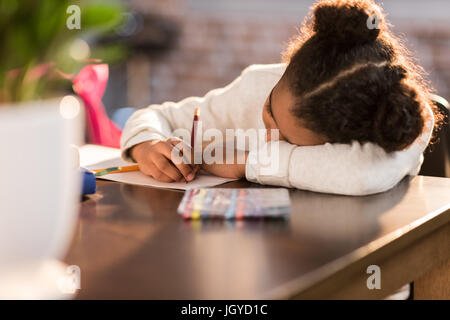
[262,80,328,146]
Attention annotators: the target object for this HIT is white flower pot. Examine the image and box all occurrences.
[0,97,83,273]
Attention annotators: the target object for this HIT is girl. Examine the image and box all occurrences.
[121,0,441,196]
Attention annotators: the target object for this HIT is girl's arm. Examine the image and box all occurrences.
[121,61,434,195]
[120,64,283,161]
[245,104,434,196]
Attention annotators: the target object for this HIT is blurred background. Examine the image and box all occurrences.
[1,0,449,122]
[104,0,450,118]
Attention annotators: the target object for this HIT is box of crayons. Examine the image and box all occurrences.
[177,188,291,220]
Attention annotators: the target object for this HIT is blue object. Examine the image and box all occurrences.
[80,168,97,195]
[112,107,136,129]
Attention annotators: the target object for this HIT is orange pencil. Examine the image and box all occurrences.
[92,164,140,177]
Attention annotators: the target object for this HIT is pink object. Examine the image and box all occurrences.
[7,62,56,81]
[72,64,122,148]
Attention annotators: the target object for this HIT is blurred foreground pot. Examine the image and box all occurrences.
[0,97,83,275]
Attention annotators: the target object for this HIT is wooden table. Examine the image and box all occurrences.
[64,176,450,299]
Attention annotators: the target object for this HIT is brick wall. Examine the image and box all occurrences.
[104,0,450,112]
[146,15,297,104]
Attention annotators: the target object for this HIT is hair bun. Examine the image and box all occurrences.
[374,83,424,152]
[381,64,408,88]
[313,0,383,45]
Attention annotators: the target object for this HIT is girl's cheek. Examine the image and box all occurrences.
[266,129,271,142]
[266,128,285,142]
[262,109,270,130]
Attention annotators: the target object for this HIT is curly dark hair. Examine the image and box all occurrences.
[282,0,443,152]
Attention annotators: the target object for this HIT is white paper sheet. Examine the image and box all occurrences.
[79,144,237,190]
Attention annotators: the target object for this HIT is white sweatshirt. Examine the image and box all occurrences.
[120,63,434,196]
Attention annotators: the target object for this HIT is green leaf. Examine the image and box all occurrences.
[90,44,128,65]
[0,0,127,103]
[81,1,125,34]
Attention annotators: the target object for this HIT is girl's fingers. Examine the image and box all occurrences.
[153,170,178,183]
[167,138,195,165]
[152,153,184,182]
[170,138,201,179]
[139,162,175,182]
[160,139,197,181]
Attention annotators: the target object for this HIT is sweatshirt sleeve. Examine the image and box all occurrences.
[120,64,281,162]
[245,104,435,196]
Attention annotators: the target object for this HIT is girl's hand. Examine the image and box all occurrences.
[199,140,248,179]
[201,161,247,179]
[130,139,198,183]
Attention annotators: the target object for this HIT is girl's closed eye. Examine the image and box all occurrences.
[262,82,328,146]
[267,89,274,118]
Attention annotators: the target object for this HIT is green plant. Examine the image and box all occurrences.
[0,0,126,103]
